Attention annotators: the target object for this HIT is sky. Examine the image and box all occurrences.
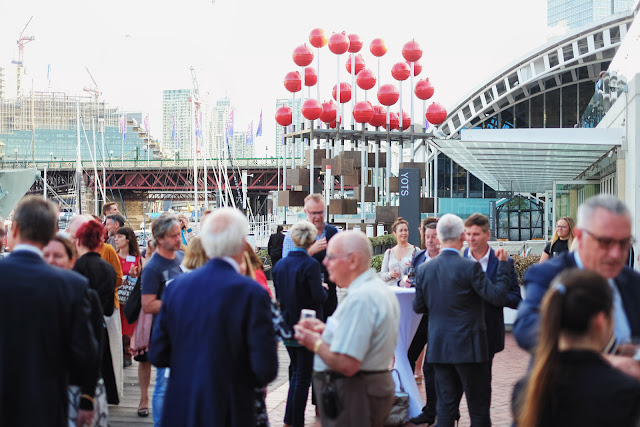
[0,0,549,156]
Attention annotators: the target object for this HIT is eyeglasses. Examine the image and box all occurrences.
[306,210,325,217]
[556,225,568,229]
[325,252,352,261]
[583,229,635,250]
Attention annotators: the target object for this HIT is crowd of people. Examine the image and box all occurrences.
[1,192,640,427]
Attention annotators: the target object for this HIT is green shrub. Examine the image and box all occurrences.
[511,254,541,285]
[257,248,271,267]
[371,254,384,272]
[369,234,396,248]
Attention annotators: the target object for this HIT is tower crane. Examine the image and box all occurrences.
[83,67,101,101]
[11,16,35,98]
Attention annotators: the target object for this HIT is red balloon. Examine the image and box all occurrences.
[408,60,422,77]
[377,84,399,106]
[353,101,374,123]
[329,120,337,129]
[304,67,318,86]
[402,39,423,62]
[401,111,411,130]
[302,99,323,121]
[293,44,314,67]
[309,28,328,48]
[328,32,350,55]
[389,112,399,130]
[415,78,434,100]
[275,106,293,127]
[370,38,387,57]
[284,71,302,93]
[368,105,387,128]
[391,62,411,81]
[356,68,376,90]
[332,82,352,103]
[320,100,337,123]
[426,102,447,125]
[346,54,365,75]
[347,34,363,53]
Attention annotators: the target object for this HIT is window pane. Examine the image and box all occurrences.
[546,89,561,128]
[562,84,578,128]
[515,100,529,129]
[531,94,544,127]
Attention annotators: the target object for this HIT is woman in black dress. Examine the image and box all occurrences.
[515,269,640,426]
[73,220,119,405]
[539,216,574,262]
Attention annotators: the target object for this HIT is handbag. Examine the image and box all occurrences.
[384,369,409,427]
[123,277,142,324]
[117,276,137,306]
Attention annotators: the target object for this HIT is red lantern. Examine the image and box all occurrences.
[302,99,323,121]
[401,111,411,130]
[304,67,318,86]
[293,44,314,67]
[309,28,328,48]
[402,39,423,62]
[415,78,434,100]
[353,101,374,123]
[409,60,422,77]
[332,82,352,103]
[346,54,365,75]
[370,38,387,57]
[389,112,400,130]
[275,106,293,127]
[369,105,387,128]
[328,32,350,55]
[356,69,376,90]
[426,102,447,125]
[320,101,337,123]
[377,84,399,106]
[348,34,363,53]
[391,62,411,81]
[284,71,302,93]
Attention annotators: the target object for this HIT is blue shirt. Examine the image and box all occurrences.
[282,224,329,258]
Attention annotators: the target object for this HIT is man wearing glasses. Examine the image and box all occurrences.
[282,193,339,319]
[514,195,640,358]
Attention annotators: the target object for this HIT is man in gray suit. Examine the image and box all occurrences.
[413,214,513,427]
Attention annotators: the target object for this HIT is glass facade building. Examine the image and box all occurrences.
[548,0,634,30]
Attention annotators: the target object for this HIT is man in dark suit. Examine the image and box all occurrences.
[413,214,513,427]
[268,224,285,267]
[149,207,278,426]
[283,193,339,319]
[0,196,99,427]
[464,213,521,363]
[514,195,640,358]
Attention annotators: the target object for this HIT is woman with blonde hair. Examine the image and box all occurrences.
[272,221,327,427]
[539,216,575,262]
[380,217,419,286]
[515,269,640,426]
[181,236,208,272]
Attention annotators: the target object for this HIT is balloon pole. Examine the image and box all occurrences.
[386,108,391,206]
[410,61,415,161]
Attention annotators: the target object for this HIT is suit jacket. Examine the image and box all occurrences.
[149,258,278,427]
[272,250,327,329]
[463,248,521,355]
[267,232,284,262]
[513,251,640,352]
[313,224,339,318]
[413,249,513,364]
[0,250,98,427]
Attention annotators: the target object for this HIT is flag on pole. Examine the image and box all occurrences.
[246,121,254,146]
[144,114,150,138]
[177,122,181,150]
[172,114,176,140]
[120,113,127,142]
[256,110,263,137]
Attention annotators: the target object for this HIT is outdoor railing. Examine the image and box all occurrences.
[0,157,281,170]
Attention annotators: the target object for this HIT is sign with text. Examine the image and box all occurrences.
[398,168,421,248]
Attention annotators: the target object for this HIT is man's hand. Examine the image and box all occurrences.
[294,323,323,351]
[76,409,94,427]
[298,317,326,334]
[605,354,640,380]
[308,238,327,257]
[495,248,508,262]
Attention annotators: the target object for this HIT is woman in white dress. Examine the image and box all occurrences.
[379,217,419,287]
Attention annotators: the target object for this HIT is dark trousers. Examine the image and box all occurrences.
[313,371,395,427]
[409,315,437,421]
[284,346,314,427]
[433,362,491,427]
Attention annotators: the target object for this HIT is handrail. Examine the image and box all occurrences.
[0,157,282,170]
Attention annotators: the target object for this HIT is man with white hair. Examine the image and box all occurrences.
[149,207,278,426]
[294,231,400,426]
[515,194,640,354]
[413,214,512,427]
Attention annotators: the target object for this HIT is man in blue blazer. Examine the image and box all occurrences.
[464,214,521,362]
[413,214,513,427]
[150,207,278,426]
[0,197,99,427]
[514,195,640,354]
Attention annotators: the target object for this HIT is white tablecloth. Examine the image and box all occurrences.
[391,287,425,419]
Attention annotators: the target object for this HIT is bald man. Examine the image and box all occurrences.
[295,231,400,427]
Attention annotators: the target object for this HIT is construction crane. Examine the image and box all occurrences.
[11,16,35,98]
[83,67,101,101]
